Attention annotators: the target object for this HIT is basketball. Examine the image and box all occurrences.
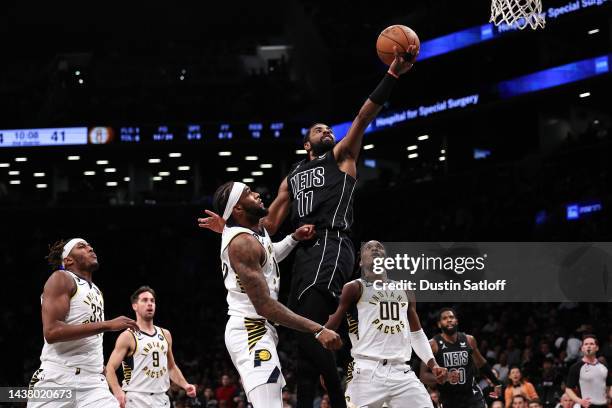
[376,25,420,66]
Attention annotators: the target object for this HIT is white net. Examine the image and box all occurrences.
[490,0,546,30]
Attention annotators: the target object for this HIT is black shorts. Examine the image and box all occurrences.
[289,229,355,305]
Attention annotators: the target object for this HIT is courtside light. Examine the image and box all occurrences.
[8,171,19,175]
[123,177,130,182]
[407,145,418,151]
[218,151,232,156]
[242,178,254,183]
[364,144,374,150]
[226,167,239,172]
[106,181,118,187]
[34,172,45,177]
[159,171,170,176]
[441,149,446,154]
[175,180,188,185]
[15,157,27,162]
[104,168,116,173]
[169,152,182,158]
[245,156,258,161]
[0,163,9,167]
[96,160,109,165]
[153,176,162,181]
[296,149,307,154]
[36,184,47,189]
[588,28,600,35]
[408,153,419,159]
[418,135,429,141]
[439,156,446,161]
[148,158,161,163]
[68,155,80,161]
[579,92,591,98]
[9,180,20,185]
[260,163,273,169]
[251,171,263,176]
[84,171,96,176]
[178,166,190,171]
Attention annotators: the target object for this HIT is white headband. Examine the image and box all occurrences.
[62,238,86,266]
[222,182,247,221]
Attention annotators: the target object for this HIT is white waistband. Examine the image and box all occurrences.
[352,355,410,366]
[40,360,102,375]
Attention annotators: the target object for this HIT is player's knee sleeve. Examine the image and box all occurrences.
[247,382,283,408]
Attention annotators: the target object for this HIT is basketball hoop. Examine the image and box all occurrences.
[490,0,546,30]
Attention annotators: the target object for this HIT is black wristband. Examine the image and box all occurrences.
[481,363,501,386]
[369,73,398,105]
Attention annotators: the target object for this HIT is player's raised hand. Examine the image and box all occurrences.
[316,328,343,350]
[184,383,197,398]
[292,224,316,241]
[489,384,502,399]
[105,316,139,332]
[113,389,126,408]
[432,366,448,384]
[389,45,418,77]
[197,209,225,234]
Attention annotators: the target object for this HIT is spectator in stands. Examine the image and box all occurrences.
[203,386,219,407]
[492,401,505,408]
[505,366,539,408]
[512,395,528,408]
[534,357,562,408]
[429,389,441,408]
[555,393,578,408]
[215,375,237,408]
[507,338,522,367]
[281,389,293,408]
[494,352,510,383]
[482,314,500,334]
[528,400,543,408]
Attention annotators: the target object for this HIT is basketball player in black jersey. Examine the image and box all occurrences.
[199,46,417,407]
[420,308,502,408]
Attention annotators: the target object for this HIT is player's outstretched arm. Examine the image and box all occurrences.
[467,335,502,397]
[261,177,291,235]
[42,271,139,344]
[273,224,315,262]
[197,178,291,236]
[163,328,196,398]
[419,341,442,385]
[105,331,135,408]
[324,281,361,331]
[228,234,342,350]
[407,292,447,383]
[333,45,417,170]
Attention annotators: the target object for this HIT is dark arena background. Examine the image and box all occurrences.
[1,1,611,407]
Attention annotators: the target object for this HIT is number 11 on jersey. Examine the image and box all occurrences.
[296,191,314,217]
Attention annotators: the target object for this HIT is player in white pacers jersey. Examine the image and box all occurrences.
[27,238,139,408]
[105,286,196,408]
[325,240,447,408]
[210,181,342,408]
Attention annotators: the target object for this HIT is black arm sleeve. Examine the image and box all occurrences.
[368,73,398,105]
[566,362,582,389]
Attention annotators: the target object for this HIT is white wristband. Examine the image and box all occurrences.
[410,329,434,363]
[272,234,299,262]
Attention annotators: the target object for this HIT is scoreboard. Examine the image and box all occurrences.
[0,127,88,147]
[0,122,293,148]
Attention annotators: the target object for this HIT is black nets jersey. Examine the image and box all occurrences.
[433,332,483,404]
[287,152,356,232]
